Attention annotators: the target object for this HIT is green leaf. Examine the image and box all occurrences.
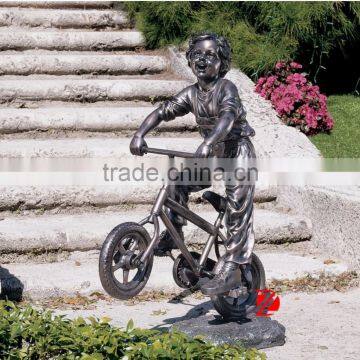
[126,319,134,333]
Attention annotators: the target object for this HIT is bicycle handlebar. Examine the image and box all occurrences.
[142,146,195,158]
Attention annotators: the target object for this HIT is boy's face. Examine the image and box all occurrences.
[190,39,221,82]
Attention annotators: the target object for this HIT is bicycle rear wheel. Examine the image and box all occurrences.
[211,253,265,319]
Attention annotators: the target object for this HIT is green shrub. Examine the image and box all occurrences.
[0,301,265,359]
[249,2,360,92]
[187,2,297,78]
[125,1,360,93]
[126,2,194,48]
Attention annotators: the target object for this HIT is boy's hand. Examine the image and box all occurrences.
[130,135,147,156]
[195,142,212,158]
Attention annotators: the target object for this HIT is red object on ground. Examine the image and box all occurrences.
[256,289,281,317]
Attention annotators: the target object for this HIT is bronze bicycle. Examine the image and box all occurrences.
[99,146,265,319]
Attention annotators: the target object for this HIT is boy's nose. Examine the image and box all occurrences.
[195,53,206,61]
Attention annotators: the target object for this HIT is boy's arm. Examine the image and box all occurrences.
[130,108,162,156]
[130,86,192,156]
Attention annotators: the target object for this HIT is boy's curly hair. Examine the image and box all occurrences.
[186,32,232,78]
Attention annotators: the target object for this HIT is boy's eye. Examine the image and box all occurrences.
[191,51,217,60]
[207,52,217,58]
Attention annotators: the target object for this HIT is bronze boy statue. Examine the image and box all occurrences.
[130,32,256,296]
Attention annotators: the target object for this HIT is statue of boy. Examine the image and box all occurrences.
[130,32,256,296]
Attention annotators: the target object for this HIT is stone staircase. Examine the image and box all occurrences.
[0,1,313,255]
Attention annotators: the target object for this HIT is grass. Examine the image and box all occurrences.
[310,95,360,158]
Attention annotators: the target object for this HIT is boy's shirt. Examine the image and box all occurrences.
[158,78,255,141]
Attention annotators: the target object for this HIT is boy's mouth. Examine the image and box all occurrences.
[195,62,207,72]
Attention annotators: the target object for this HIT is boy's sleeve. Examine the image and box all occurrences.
[219,81,246,121]
[158,86,193,122]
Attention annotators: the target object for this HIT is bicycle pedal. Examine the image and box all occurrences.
[197,276,211,287]
[228,286,248,298]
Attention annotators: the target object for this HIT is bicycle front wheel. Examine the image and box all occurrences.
[99,222,154,300]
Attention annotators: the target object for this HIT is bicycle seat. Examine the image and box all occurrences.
[202,191,227,213]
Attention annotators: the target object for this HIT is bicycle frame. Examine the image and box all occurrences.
[137,183,227,277]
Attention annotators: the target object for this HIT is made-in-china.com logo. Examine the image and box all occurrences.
[255,289,281,317]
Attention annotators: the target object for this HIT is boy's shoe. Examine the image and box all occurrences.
[201,261,242,295]
[154,228,184,257]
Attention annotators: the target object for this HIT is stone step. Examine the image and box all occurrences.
[0,106,194,133]
[0,136,276,210]
[0,77,189,102]
[0,250,348,300]
[0,2,113,9]
[0,30,144,50]
[0,136,200,157]
[0,184,276,211]
[0,208,312,253]
[0,7,128,28]
[0,53,168,75]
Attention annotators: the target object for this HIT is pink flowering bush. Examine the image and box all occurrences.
[255,61,334,135]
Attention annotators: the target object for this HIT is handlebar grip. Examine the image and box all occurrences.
[141,145,149,154]
[141,146,195,158]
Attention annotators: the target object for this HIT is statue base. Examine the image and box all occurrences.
[171,314,286,350]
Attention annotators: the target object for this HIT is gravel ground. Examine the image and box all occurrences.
[264,288,360,360]
[51,287,360,360]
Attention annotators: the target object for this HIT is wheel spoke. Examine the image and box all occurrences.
[129,239,138,251]
[112,262,122,272]
[123,269,129,284]
[117,241,127,254]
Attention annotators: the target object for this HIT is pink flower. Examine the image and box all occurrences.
[257,77,267,86]
[286,73,307,85]
[275,62,285,70]
[266,75,277,87]
[290,62,302,69]
[255,78,266,93]
[255,60,334,135]
[324,114,334,129]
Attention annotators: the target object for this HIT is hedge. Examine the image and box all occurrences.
[0,301,265,359]
[126,1,360,94]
